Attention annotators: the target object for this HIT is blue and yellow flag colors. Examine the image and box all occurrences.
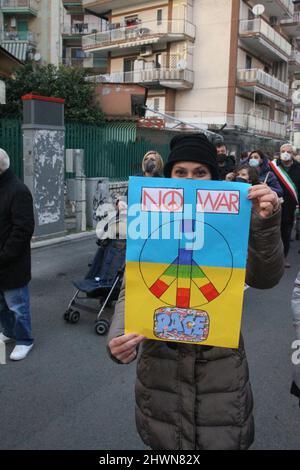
[125,177,252,348]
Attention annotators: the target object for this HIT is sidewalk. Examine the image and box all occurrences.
[31,230,96,250]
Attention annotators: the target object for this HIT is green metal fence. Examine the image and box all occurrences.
[0,119,23,178]
[65,122,169,179]
[0,119,169,180]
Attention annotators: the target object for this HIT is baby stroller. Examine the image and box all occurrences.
[63,211,126,335]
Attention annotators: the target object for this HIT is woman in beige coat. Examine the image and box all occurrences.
[108,134,284,450]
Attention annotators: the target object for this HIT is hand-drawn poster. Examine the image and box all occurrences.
[125,177,252,348]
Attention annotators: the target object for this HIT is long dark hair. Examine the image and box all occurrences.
[236,165,260,185]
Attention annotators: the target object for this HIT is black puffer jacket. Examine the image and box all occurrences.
[0,169,35,290]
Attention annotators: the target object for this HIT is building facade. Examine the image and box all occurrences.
[0,0,62,65]
[61,0,107,74]
[80,0,299,154]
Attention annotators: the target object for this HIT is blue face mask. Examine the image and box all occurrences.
[249,159,260,168]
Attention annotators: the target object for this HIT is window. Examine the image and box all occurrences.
[245,55,252,70]
[154,98,160,112]
[125,15,139,27]
[156,53,162,69]
[157,9,163,25]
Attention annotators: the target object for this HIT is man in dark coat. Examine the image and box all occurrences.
[215,143,236,180]
[0,149,35,361]
[273,144,300,267]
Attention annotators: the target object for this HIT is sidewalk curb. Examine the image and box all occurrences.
[32,231,96,250]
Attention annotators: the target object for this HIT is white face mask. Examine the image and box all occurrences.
[249,158,260,168]
[281,152,292,162]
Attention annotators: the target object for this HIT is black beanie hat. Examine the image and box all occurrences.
[164,133,219,180]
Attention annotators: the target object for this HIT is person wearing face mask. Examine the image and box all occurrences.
[107,134,284,451]
[141,151,163,177]
[269,144,300,267]
[226,165,260,185]
[248,150,283,197]
[215,143,236,180]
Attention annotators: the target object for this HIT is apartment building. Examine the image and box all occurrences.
[82,0,195,120]
[0,0,62,65]
[280,0,300,147]
[62,0,107,73]
[80,0,299,152]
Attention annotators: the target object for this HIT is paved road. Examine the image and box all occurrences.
[0,237,300,450]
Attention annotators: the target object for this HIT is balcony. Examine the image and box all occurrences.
[289,50,300,73]
[82,0,153,16]
[0,29,37,45]
[61,55,107,70]
[281,12,300,38]
[62,0,83,13]
[164,112,287,139]
[239,18,291,62]
[0,0,38,15]
[254,0,294,18]
[235,114,287,139]
[62,23,103,37]
[87,67,194,90]
[237,69,289,103]
[82,20,196,53]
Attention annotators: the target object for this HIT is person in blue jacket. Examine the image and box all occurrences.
[247,150,283,197]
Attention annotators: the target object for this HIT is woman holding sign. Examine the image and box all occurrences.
[108,134,284,450]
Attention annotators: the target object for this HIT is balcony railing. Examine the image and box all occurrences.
[61,56,107,68]
[281,12,300,25]
[281,0,295,15]
[290,50,300,63]
[164,111,287,138]
[82,19,196,51]
[258,0,294,17]
[0,0,38,12]
[62,23,102,36]
[237,68,289,97]
[239,18,292,58]
[86,68,194,86]
[0,29,37,43]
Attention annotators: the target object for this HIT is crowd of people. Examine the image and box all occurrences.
[138,140,300,269]
[1,134,300,450]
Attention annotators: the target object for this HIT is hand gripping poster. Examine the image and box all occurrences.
[125,177,252,348]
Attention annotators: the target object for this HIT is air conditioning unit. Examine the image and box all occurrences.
[140,45,152,57]
[270,16,278,26]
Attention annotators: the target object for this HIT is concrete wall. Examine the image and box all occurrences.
[112,0,169,23]
[175,0,232,116]
[23,129,65,238]
[94,83,147,117]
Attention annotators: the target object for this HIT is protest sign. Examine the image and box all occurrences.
[125,177,252,348]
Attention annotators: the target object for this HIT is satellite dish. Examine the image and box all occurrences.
[252,4,265,17]
[292,89,300,106]
[176,59,187,71]
[34,53,41,62]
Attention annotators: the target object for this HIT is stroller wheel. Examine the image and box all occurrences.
[69,310,80,324]
[63,310,71,322]
[95,319,110,336]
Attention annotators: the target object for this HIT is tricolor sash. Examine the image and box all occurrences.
[269,160,299,204]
